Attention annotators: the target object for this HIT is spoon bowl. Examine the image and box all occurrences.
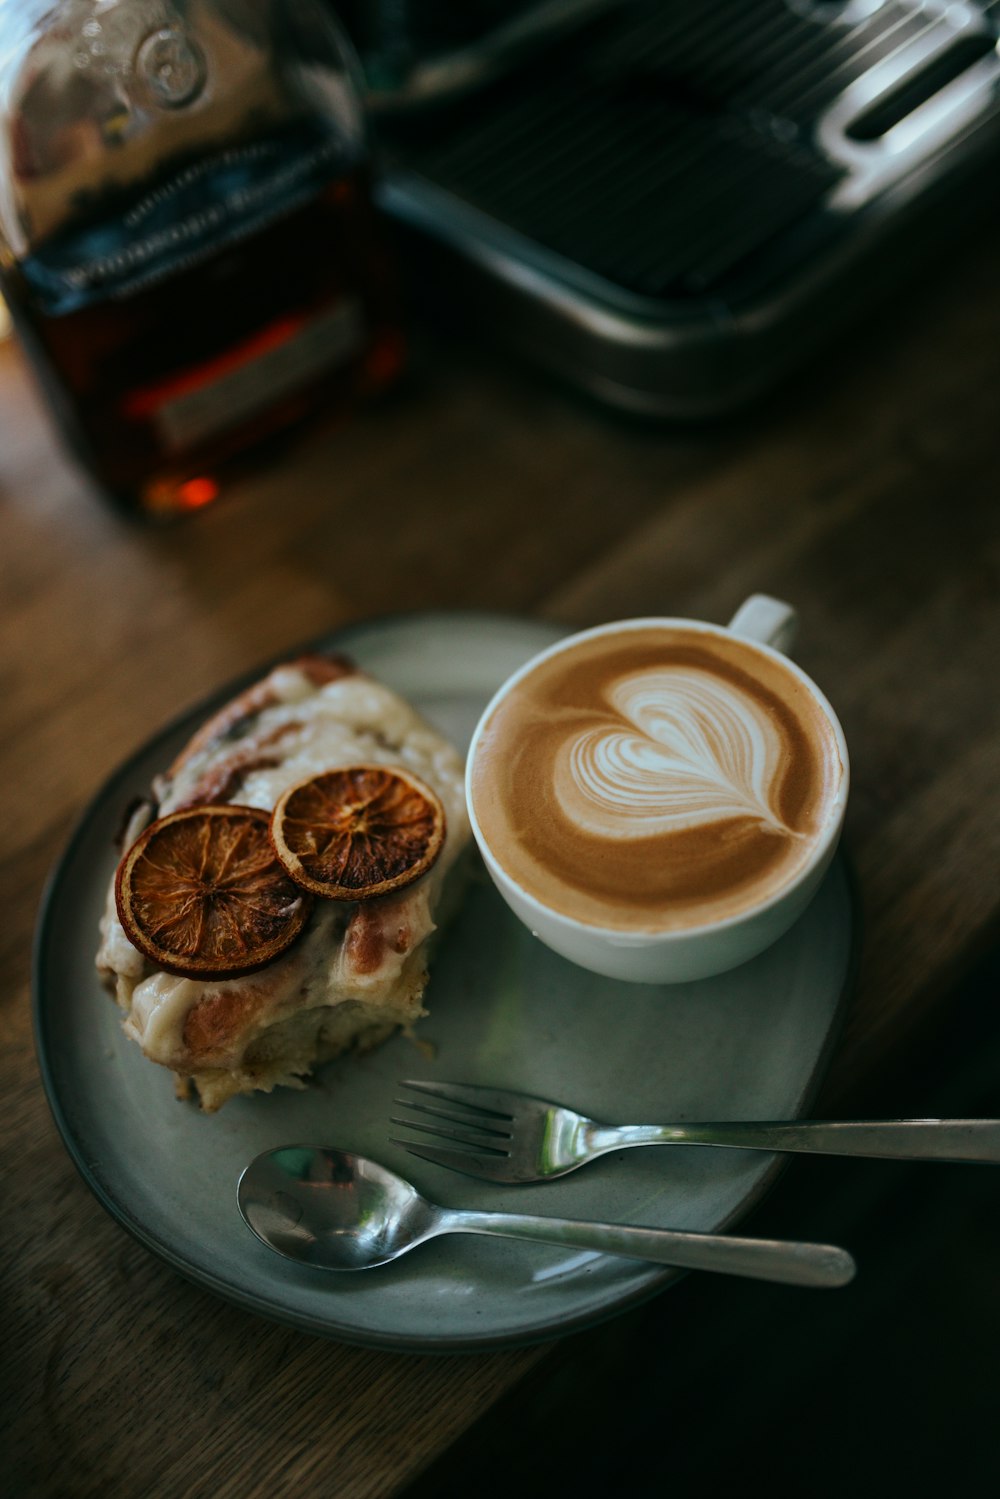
[238,1146,855,1288]
[238,1147,440,1269]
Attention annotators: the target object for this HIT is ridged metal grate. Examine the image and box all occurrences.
[390,0,1000,301]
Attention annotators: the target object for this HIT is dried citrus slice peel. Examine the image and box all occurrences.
[116,804,312,979]
[270,765,446,901]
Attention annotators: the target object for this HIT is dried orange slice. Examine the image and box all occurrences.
[115,805,312,979]
[270,766,446,901]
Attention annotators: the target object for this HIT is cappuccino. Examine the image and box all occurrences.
[469,625,845,934]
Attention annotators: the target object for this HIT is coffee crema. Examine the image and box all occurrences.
[469,626,845,932]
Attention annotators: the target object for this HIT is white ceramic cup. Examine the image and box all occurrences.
[465,595,849,983]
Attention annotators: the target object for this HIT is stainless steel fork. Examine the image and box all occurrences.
[391,1079,1000,1183]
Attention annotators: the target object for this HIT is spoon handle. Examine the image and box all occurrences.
[445,1209,854,1288]
[588,1119,1000,1162]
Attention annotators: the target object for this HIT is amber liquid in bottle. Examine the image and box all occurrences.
[3,167,403,516]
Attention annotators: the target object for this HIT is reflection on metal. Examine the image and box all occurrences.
[379,0,1000,416]
[817,0,1000,207]
[786,0,889,22]
[363,0,619,113]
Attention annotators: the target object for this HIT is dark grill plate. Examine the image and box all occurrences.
[378,1,1000,412]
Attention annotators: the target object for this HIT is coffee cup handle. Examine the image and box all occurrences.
[728,594,798,656]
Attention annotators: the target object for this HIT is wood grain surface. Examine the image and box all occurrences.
[3,203,999,1498]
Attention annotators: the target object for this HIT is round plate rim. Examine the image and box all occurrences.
[32,608,861,1353]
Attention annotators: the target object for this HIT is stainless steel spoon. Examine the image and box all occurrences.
[238,1146,855,1288]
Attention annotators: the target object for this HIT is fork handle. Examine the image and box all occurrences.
[443,1209,854,1288]
[587,1119,1000,1162]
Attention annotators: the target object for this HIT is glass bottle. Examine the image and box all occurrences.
[0,0,404,516]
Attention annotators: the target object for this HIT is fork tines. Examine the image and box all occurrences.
[390,1079,515,1173]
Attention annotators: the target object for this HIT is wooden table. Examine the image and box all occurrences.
[3,205,999,1498]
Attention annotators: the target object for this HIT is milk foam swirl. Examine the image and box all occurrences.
[555,666,797,840]
[470,625,843,933]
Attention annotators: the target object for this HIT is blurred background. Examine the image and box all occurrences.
[358,0,1000,419]
[4,0,1000,511]
[3,3,999,1495]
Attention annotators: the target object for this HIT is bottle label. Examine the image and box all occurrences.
[18,122,353,318]
[129,298,365,453]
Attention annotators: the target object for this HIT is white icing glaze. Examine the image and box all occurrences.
[125,972,204,1060]
[102,667,469,1069]
[555,666,797,840]
[162,673,468,842]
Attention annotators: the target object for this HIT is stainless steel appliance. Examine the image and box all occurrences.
[361,0,1000,416]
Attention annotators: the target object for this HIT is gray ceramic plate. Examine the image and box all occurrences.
[34,611,857,1352]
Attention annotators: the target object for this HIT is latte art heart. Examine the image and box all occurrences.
[555,667,796,839]
[469,624,843,934]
